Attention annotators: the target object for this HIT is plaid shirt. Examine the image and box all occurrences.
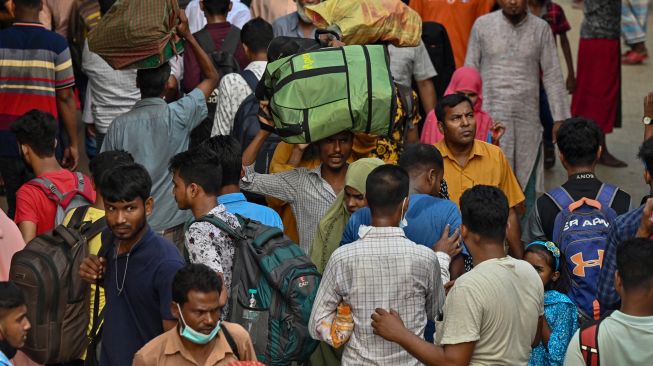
[597,204,644,311]
[309,226,445,366]
[540,1,571,36]
[240,164,336,254]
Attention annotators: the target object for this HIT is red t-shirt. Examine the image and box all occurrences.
[14,170,96,235]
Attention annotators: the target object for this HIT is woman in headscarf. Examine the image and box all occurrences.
[310,157,384,273]
[421,66,505,145]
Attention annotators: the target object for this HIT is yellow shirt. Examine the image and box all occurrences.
[63,206,106,360]
[435,140,525,208]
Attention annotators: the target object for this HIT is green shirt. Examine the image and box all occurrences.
[565,311,653,365]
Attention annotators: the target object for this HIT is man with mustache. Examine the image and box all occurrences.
[79,164,185,366]
[434,94,525,259]
[241,106,353,256]
[272,0,320,39]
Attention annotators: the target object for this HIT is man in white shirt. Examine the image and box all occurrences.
[372,185,544,366]
[211,18,273,136]
[309,165,445,366]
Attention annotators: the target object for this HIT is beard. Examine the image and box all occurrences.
[296,3,312,23]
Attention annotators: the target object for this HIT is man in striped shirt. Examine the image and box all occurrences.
[0,0,78,218]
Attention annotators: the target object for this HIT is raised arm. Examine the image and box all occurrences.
[176,10,218,100]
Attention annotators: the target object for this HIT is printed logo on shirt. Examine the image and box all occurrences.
[570,250,604,277]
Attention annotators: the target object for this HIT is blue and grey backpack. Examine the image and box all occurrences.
[548,184,619,321]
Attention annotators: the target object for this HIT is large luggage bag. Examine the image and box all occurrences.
[88,0,183,70]
[260,44,396,144]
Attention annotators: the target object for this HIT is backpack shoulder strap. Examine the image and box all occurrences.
[545,186,575,211]
[579,319,602,366]
[27,177,64,204]
[240,70,258,91]
[595,184,618,210]
[222,25,241,55]
[194,27,217,54]
[221,324,241,360]
[67,205,91,229]
[186,214,245,241]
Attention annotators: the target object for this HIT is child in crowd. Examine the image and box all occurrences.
[420,66,504,145]
[524,241,578,366]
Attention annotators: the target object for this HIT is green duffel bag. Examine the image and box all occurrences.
[261,45,396,143]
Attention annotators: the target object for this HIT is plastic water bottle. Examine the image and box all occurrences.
[242,289,259,342]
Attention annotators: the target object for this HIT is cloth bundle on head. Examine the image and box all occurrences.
[310,158,385,273]
[420,66,493,144]
[304,0,422,47]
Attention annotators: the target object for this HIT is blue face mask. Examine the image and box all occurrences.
[176,303,221,345]
[399,197,408,229]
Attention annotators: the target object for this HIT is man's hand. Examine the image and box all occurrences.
[433,224,463,258]
[79,255,106,284]
[636,198,653,239]
[61,145,79,170]
[444,280,455,295]
[552,121,563,144]
[176,9,191,39]
[566,74,576,94]
[86,124,97,138]
[645,92,653,118]
[491,121,506,144]
[371,308,409,343]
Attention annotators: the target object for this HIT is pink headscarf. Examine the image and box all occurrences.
[421,66,494,144]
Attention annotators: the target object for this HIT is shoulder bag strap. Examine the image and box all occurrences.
[595,184,619,210]
[240,70,258,91]
[545,186,575,211]
[579,320,601,366]
[221,324,241,360]
[194,27,217,54]
[222,25,241,55]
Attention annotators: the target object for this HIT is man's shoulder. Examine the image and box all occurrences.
[272,12,296,27]
[133,327,175,364]
[1,25,68,52]
[474,10,501,26]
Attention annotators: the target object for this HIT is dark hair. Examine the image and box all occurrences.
[459,185,509,242]
[169,149,223,195]
[436,93,473,123]
[136,63,171,98]
[202,0,230,15]
[13,0,42,9]
[172,264,223,306]
[10,110,58,158]
[99,163,152,203]
[199,136,242,186]
[617,238,653,291]
[398,143,444,174]
[365,165,410,216]
[98,0,117,15]
[556,118,601,167]
[524,243,569,293]
[638,137,653,177]
[89,151,134,185]
[241,18,274,54]
[0,282,26,311]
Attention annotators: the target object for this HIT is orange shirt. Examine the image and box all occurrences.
[133,323,256,366]
[410,0,495,67]
[435,140,525,208]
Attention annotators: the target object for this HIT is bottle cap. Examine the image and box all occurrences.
[248,288,258,295]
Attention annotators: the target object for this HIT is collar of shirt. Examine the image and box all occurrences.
[438,140,487,165]
[162,326,234,364]
[245,60,268,73]
[570,172,596,180]
[309,164,338,197]
[12,22,47,28]
[500,11,531,28]
[0,351,10,366]
[357,225,408,241]
[218,192,247,205]
[287,12,301,32]
[133,97,167,109]
[113,226,155,258]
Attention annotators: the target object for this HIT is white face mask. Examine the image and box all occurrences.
[176,303,220,345]
[399,197,408,229]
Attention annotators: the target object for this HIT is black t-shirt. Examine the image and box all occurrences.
[536,173,631,241]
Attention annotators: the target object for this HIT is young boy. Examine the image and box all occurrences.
[62,150,134,363]
[528,0,575,169]
[0,282,30,365]
[169,148,240,318]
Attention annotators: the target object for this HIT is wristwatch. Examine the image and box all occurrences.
[644,116,653,125]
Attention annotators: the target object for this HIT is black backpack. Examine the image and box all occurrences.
[190,25,241,148]
[9,206,107,364]
[231,70,281,175]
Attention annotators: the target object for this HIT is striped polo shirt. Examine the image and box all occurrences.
[0,22,75,156]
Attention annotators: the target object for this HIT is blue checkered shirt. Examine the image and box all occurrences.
[597,204,644,311]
